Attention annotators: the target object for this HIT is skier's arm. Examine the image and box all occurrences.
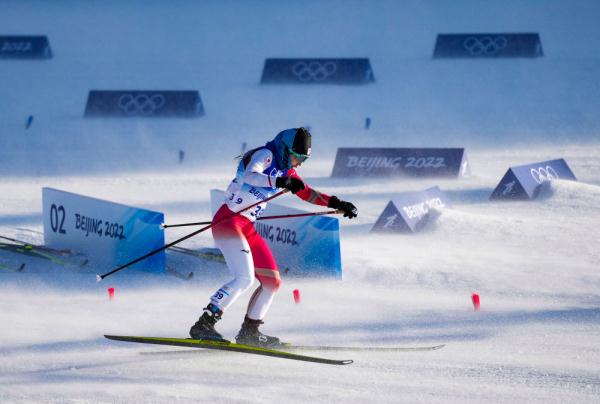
[280,170,358,218]
[242,149,279,188]
[286,170,330,206]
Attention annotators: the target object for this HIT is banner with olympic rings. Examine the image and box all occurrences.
[433,33,543,58]
[84,90,205,118]
[261,58,375,84]
[490,159,577,200]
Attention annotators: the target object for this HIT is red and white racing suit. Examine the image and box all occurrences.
[209,148,330,320]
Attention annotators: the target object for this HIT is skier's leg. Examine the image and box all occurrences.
[236,229,283,347]
[246,231,280,320]
[190,206,255,340]
[210,233,255,311]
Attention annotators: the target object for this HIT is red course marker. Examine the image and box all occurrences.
[293,289,301,304]
[471,293,480,311]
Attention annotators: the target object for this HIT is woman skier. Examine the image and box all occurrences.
[189,127,358,347]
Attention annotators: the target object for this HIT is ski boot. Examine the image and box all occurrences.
[189,303,228,342]
[235,316,284,348]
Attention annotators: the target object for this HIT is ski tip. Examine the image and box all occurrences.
[104,334,131,341]
[96,274,102,283]
[341,360,354,365]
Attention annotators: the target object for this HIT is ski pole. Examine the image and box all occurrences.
[96,190,289,282]
[161,210,342,228]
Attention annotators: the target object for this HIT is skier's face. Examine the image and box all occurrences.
[290,154,305,168]
[288,148,309,168]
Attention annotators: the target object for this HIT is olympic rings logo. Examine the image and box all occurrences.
[117,93,166,115]
[291,61,337,82]
[463,36,508,56]
[530,166,559,184]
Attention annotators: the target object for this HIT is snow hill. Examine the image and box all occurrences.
[1,1,599,403]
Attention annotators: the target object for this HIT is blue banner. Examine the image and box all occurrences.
[331,148,470,178]
[371,187,450,233]
[261,58,375,84]
[490,159,577,200]
[0,36,52,59]
[84,90,205,118]
[433,33,543,58]
[42,188,165,273]
[210,190,342,279]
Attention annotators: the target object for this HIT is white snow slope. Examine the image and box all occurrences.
[1,1,600,403]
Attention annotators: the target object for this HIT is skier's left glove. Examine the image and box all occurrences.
[276,176,305,194]
[328,196,358,219]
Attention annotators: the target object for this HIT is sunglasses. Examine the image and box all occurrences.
[288,148,310,162]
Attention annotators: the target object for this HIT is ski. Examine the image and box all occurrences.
[169,246,225,263]
[104,335,353,366]
[166,266,194,280]
[0,262,25,273]
[280,343,446,352]
[0,241,88,268]
[0,234,73,256]
[1,242,53,262]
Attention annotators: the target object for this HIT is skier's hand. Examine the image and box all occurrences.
[328,196,358,219]
[276,176,305,194]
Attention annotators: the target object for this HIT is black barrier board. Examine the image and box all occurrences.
[0,36,52,59]
[84,90,205,118]
[433,33,543,58]
[331,148,470,178]
[261,58,375,84]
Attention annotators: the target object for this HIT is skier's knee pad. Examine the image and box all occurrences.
[257,274,281,292]
[269,276,281,292]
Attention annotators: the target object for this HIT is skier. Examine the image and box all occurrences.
[189,127,358,347]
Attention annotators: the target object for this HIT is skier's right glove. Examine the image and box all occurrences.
[275,176,305,194]
[328,196,358,219]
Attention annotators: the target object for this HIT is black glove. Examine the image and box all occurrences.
[328,195,358,219]
[275,176,305,194]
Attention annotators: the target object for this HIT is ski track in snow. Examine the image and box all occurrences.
[1,0,600,403]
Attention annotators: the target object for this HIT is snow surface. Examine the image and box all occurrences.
[1,0,600,403]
